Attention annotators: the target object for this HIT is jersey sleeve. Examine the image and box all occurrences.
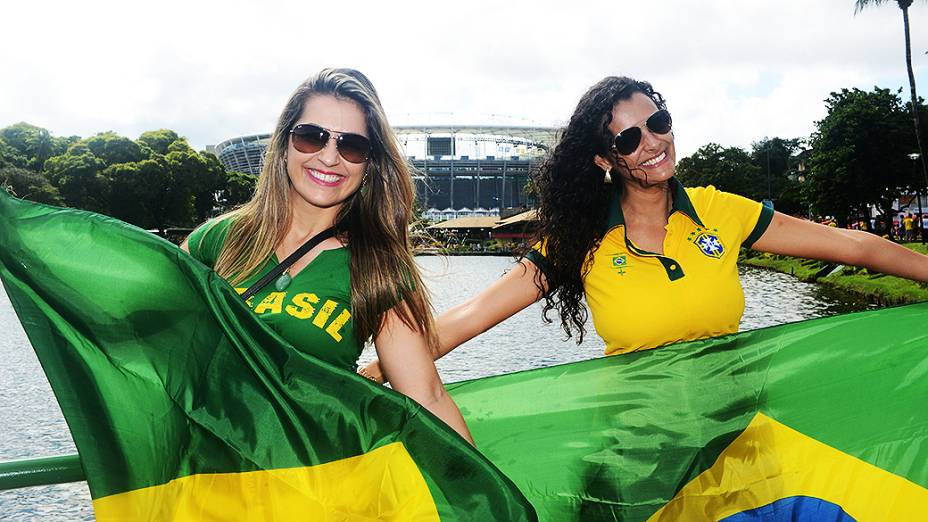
[711,189,774,248]
[523,239,555,285]
[185,217,233,268]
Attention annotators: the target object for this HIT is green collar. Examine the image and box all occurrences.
[604,177,705,233]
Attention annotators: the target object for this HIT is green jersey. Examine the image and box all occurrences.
[186,218,361,371]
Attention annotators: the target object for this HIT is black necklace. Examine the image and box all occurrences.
[239,227,336,301]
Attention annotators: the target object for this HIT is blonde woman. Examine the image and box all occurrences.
[182,68,473,443]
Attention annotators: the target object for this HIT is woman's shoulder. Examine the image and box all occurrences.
[682,184,771,244]
[684,184,758,211]
[186,214,239,267]
[683,184,720,200]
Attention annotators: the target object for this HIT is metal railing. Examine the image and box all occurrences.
[0,454,83,490]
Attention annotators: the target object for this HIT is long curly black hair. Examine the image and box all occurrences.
[526,76,667,342]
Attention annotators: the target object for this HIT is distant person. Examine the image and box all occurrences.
[182,68,473,443]
[903,213,915,242]
[361,75,928,382]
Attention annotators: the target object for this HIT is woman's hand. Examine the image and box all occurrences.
[753,211,928,282]
[364,259,546,385]
[357,360,385,384]
[374,301,475,445]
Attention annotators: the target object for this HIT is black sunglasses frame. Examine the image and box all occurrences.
[611,110,672,156]
[289,123,372,164]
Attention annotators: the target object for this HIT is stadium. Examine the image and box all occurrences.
[213,124,559,220]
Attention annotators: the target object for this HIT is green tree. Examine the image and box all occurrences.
[220,170,258,211]
[806,87,915,226]
[0,123,48,166]
[676,143,763,198]
[28,127,53,172]
[138,129,181,156]
[749,137,805,215]
[192,152,226,221]
[161,147,204,227]
[105,144,207,231]
[902,99,928,189]
[79,132,146,165]
[855,0,928,190]
[43,132,147,215]
[0,122,76,171]
[0,166,62,205]
[12,126,237,229]
[44,151,109,212]
[0,137,28,169]
[107,155,199,232]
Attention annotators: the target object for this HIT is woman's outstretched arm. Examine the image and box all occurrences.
[361,260,547,384]
[752,212,928,282]
[374,302,476,445]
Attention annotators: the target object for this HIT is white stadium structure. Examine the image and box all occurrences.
[213,125,559,220]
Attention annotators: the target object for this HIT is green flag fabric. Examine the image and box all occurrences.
[3,188,928,521]
[448,300,928,520]
[0,190,537,521]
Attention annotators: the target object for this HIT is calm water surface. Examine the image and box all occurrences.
[0,258,873,520]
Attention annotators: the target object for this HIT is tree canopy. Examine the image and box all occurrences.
[0,123,255,232]
[676,143,763,199]
[805,87,916,225]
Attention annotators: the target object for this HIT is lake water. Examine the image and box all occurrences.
[0,257,873,521]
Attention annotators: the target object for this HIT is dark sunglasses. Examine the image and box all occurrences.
[611,109,672,156]
[289,123,371,164]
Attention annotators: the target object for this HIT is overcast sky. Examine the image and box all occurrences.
[2,0,926,158]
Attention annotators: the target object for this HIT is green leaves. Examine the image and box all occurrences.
[138,129,182,156]
[806,87,916,224]
[45,150,109,212]
[0,123,249,232]
[676,142,763,200]
[0,166,62,205]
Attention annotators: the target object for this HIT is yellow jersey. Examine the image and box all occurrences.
[529,178,773,355]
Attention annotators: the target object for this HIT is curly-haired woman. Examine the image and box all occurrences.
[182,68,472,443]
[362,75,928,383]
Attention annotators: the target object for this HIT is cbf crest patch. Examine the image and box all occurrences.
[688,227,725,259]
[611,254,631,276]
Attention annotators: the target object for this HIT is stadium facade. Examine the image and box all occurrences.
[213,125,559,219]
[214,134,272,175]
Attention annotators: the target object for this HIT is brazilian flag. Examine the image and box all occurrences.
[0,190,537,520]
[448,301,928,520]
[4,189,928,521]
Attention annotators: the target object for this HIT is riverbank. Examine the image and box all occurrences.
[740,243,928,305]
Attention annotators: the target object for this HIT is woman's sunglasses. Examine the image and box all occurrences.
[611,109,672,156]
[289,123,371,164]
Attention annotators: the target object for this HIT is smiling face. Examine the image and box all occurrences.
[606,92,676,186]
[286,94,369,215]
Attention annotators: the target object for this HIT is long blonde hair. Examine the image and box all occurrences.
[207,68,436,348]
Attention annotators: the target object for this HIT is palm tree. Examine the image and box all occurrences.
[855,0,928,189]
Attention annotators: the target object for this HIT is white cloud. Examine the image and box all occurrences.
[1,0,926,157]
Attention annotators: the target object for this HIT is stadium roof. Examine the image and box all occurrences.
[393,125,560,150]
